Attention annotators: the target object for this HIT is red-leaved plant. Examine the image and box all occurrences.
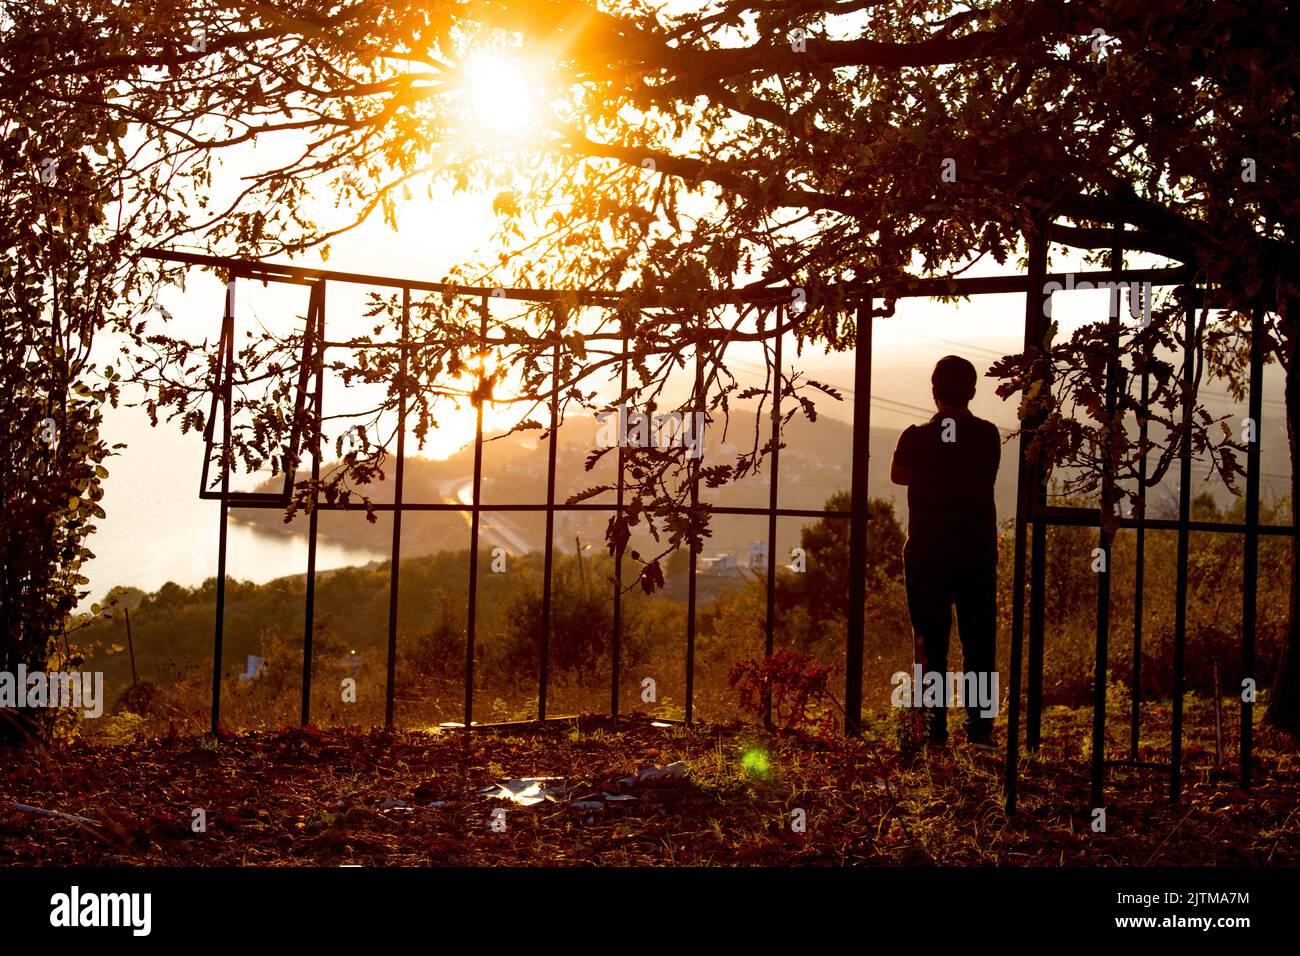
[728,650,838,741]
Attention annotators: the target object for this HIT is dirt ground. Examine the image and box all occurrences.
[2,701,1297,866]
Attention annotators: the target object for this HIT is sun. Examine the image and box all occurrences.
[463,51,541,134]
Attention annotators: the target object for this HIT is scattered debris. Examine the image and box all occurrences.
[480,777,570,807]
[3,801,100,827]
[633,761,687,784]
[479,771,653,814]
[379,794,445,811]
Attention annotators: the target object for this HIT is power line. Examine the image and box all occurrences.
[879,323,1287,410]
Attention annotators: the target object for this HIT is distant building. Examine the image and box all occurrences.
[700,552,740,575]
[338,651,363,677]
[238,655,266,682]
[747,540,769,571]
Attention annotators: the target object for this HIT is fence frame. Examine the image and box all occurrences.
[143,232,1294,812]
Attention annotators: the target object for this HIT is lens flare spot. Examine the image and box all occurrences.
[741,748,771,775]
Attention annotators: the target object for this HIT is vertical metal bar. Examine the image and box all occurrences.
[1090,228,1123,807]
[611,333,628,718]
[537,319,560,721]
[685,312,703,725]
[1171,293,1195,802]
[281,293,319,500]
[1006,215,1048,812]
[464,297,488,729]
[1130,343,1150,760]
[125,607,137,687]
[1213,656,1224,767]
[763,307,783,729]
[1091,569,1113,805]
[300,284,325,727]
[844,301,872,736]
[1027,520,1046,750]
[211,281,235,735]
[1026,231,1052,751]
[383,288,410,729]
[1241,304,1264,789]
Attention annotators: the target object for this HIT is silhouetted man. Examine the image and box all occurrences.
[890,355,1001,749]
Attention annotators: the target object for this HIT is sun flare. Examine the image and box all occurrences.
[463,51,541,134]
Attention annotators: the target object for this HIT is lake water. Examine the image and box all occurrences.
[82,402,386,605]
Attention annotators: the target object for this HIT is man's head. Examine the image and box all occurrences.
[931,355,978,410]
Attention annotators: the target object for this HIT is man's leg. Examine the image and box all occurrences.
[954,557,998,741]
[905,550,954,743]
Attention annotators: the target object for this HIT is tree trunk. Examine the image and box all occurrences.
[1265,302,1300,733]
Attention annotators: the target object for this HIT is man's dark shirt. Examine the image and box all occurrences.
[893,410,1001,564]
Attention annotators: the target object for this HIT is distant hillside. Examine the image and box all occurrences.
[239,398,1287,562]
[239,408,969,560]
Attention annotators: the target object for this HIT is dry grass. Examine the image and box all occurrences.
[1,701,1296,866]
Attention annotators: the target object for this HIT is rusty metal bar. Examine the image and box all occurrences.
[1089,226,1123,807]
[463,297,488,729]
[1006,214,1049,812]
[537,324,560,720]
[210,280,235,735]
[383,287,409,729]
[844,301,873,736]
[1170,294,1196,802]
[1130,345,1150,760]
[142,247,1192,307]
[611,335,628,718]
[686,314,703,724]
[1241,304,1265,789]
[763,307,783,729]
[300,285,325,728]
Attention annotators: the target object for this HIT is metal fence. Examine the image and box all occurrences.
[144,231,1294,812]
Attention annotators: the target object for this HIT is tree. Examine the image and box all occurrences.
[799,491,904,618]
[6,1,1297,725]
[0,1,165,739]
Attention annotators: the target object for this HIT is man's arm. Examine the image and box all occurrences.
[891,428,914,486]
[890,457,914,486]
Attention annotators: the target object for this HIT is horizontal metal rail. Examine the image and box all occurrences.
[142,247,1197,307]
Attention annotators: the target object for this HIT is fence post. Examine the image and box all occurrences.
[464,297,488,729]
[300,284,325,728]
[383,288,409,729]
[686,313,703,724]
[1089,225,1124,807]
[1240,304,1264,789]
[763,307,784,729]
[538,317,560,720]
[1006,213,1049,812]
[211,279,235,736]
[1170,293,1196,802]
[611,334,628,718]
[844,300,873,736]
